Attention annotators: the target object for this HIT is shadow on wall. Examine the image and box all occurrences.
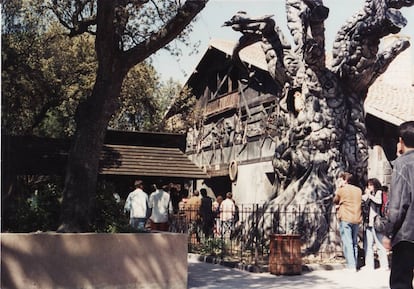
[1,233,187,289]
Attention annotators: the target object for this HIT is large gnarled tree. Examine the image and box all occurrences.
[49,0,208,232]
[224,0,412,252]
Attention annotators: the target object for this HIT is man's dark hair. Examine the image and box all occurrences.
[134,179,143,188]
[340,172,355,185]
[200,188,207,197]
[155,179,166,189]
[399,121,414,148]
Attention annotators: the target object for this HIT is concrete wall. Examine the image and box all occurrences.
[1,233,187,289]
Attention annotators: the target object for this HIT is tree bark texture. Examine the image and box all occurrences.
[225,0,412,252]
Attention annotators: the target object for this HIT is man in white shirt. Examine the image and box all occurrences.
[124,180,149,232]
[149,181,172,231]
[220,192,236,237]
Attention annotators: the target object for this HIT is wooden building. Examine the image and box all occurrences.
[364,35,414,186]
[2,130,209,197]
[169,39,283,204]
[167,36,414,204]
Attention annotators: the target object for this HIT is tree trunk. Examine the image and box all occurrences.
[57,0,208,232]
[58,69,125,232]
[58,2,126,232]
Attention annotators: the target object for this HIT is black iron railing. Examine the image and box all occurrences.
[169,204,343,267]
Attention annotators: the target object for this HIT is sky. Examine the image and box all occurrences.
[151,0,414,85]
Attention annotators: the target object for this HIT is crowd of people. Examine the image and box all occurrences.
[334,121,414,289]
[123,179,172,232]
[333,174,389,271]
[123,121,413,289]
[123,180,240,241]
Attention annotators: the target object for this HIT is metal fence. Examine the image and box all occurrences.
[169,204,343,268]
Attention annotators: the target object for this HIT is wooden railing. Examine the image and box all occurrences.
[204,91,239,116]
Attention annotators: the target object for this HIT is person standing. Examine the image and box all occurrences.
[212,195,223,236]
[185,190,202,222]
[220,192,236,237]
[149,181,172,231]
[362,178,389,271]
[380,185,389,217]
[170,186,181,214]
[124,180,149,232]
[382,121,414,289]
[199,188,214,238]
[333,172,362,271]
[184,190,202,242]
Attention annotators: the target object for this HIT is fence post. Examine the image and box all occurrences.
[254,203,259,265]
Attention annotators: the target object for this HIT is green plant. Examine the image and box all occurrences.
[91,180,130,233]
[2,176,63,232]
[196,237,226,256]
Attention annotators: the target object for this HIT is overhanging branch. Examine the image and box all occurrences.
[120,0,208,69]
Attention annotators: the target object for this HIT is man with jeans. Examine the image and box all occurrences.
[333,172,362,271]
[382,121,414,289]
[124,179,149,231]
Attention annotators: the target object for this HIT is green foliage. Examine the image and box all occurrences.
[91,180,130,233]
[1,22,97,137]
[2,0,205,232]
[2,176,63,232]
[159,78,184,114]
[2,2,179,136]
[1,177,133,233]
[164,84,198,133]
[197,237,226,256]
[50,1,198,53]
[1,0,51,34]
[110,63,166,132]
[2,16,176,136]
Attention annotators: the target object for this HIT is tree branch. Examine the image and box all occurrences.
[51,0,98,37]
[68,17,97,36]
[365,37,410,88]
[120,0,208,70]
[331,0,409,88]
[285,0,328,71]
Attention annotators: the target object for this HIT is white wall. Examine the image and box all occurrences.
[367,145,393,186]
[232,161,274,205]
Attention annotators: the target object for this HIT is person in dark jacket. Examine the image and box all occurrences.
[383,121,414,289]
[199,188,214,238]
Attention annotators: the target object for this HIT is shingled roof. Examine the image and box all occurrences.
[204,38,414,125]
[209,39,268,71]
[366,83,414,125]
[100,144,209,178]
[3,133,209,179]
[365,36,414,125]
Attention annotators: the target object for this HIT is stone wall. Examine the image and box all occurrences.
[1,232,187,289]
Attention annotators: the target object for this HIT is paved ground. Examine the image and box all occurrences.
[188,256,391,289]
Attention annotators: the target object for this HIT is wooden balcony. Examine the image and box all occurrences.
[204,91,239,116]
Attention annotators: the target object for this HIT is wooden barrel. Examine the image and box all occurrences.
[269,234,302,275]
